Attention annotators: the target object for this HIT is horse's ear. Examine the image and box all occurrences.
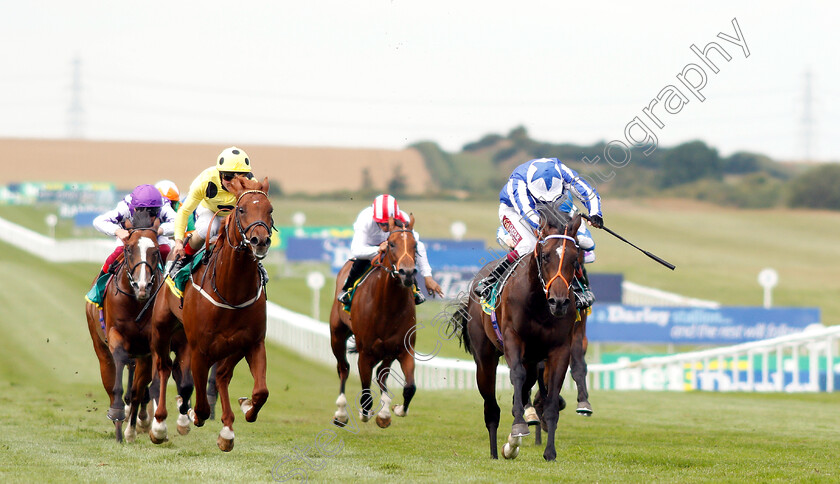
[125,218,134,230]
[260,176,269,194]
[388,216,396,232]
[153,217,161,231]
[571,214,582,234]
[408,213,415,231]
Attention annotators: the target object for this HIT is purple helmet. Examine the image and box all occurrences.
[128,184,163,215]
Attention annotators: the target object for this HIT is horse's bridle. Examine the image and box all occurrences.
[534,225,578,298]
[225,189,275,260]
[373,228,416,279]
[118,228,162,297]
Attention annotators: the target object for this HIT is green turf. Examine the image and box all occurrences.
[2,234,840,482]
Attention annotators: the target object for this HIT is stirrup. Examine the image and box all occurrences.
[414,291,426,305]
[337,291,351,305]
[575,289,596,309]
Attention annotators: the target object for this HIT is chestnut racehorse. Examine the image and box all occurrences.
[451,210,582,461]
[329,215,419,429]
[84,212,194,442]
[149,176,273,451]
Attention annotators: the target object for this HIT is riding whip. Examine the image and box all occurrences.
[581,214,675,270]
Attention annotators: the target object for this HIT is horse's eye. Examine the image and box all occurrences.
[389,242,396,248]
[238,207,245,214]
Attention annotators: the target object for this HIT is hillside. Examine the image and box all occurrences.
[0,138,433,195]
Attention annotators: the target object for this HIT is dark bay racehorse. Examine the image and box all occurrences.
[450,211,582,461]
[150,176,273,451]
[329,216,419,429]
[84,213,195,442]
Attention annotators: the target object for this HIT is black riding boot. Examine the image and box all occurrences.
[474,256,514,299]
[338,259,371,304]
[573,266,596,309]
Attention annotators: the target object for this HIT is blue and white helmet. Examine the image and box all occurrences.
[526,159,565,203]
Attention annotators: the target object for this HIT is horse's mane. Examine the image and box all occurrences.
[535,202,572,232]
[130,210,155,229]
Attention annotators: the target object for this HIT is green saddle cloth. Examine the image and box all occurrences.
[85,272,112,309]
[480,280,503,315]
[164,249,207,298]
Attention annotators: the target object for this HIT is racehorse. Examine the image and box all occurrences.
[149,176,273,451]
[329,215,419,429]
[450,210,582,461]
[84,212,194,442]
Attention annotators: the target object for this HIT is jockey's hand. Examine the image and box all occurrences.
[172,239,185,259]
[588,214,604,229]
[115,228,130,244]
[378,241,388,252]
[424,276,444,298]
[157,226,165,236]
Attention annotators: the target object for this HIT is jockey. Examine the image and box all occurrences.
[87,184,176,306]
[475,157,604,309]
[169,147,267,281]
[337,194,444,306]
[155,179,181,212]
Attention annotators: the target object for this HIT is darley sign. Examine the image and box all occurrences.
[587,305,820,344]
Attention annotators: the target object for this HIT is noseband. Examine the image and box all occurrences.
[227,189,274,260]
[534,227,578,298]
[374,228,415,278]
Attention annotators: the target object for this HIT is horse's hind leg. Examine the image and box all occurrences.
[125,356,152,443]
[207,363,218,420]
[240,340,269,423]
[108,342,129,442]
[571,318,592,416]
[394,351,417,418]
[329,319,352,426]
[213,353,244,452]
[86,304,116,411]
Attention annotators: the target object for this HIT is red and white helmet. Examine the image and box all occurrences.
[372,194,400,223]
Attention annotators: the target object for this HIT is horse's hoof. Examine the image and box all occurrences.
[359,410,371,423]
[176,413,191,435]
[188,408,205,428]
[511,423,529,438]
[217,426,234,452]
[576,402,593,417]
[149,419,168,444]
[502,442,519,460]
[394,405,407,417]
[524,406,540,425]
[124,425,137,443]
[375,415,391,428]
[137,415,152,433]
[238,397,253,416]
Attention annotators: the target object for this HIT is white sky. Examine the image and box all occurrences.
[1,1,838,161]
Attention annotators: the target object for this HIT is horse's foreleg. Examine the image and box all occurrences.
[241,341,269,423]
[394,351,417,418]
[213,353,243,452]
[174,343,195,435]
[150,331,173,444]
[207,363,218,420]
[542,346,572,462]
[108,343,128,426]
[188,352,212,427]
[373,359,394,428]
[570,319,591,416]
[329,321,351,426]
[86,307,116,410]
[475,358,501,459]
[504,344,529,439]
[356,353,379,423]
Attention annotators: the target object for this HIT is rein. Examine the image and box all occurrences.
[225,189,274,260]
[534,229,578,298]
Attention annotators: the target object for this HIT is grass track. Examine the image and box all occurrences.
[2,237,840,482]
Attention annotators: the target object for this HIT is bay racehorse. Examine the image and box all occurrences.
[329,215,419,429]
[84,212,194,442]
[450,210,582,461]
[150,176,273,451]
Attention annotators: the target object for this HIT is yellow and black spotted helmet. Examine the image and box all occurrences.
[216,146,252,173]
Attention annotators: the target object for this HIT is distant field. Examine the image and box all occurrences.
[3,197,839,324]
[2,238,840,483]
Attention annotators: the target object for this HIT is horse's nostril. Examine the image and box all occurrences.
[411,268,418,276]
[547,298,556,307]
[250,236,259,245]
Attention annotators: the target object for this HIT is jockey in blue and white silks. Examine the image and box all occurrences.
[478,158,605,308]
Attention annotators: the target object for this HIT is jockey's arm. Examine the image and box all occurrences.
[559,164,603,218]
[93,201,130,242]
[173,177,206,244]
[349,211,380,260]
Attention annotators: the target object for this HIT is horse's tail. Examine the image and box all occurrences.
[446,294,472,355]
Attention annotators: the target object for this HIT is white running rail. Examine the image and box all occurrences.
[622,281,720,308]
